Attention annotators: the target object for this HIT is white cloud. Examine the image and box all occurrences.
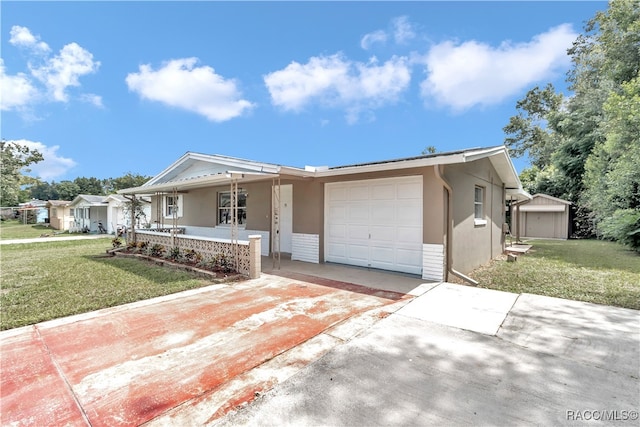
[9,25,50,54]
[10,139,77,180]
[419,24,577,112]
[30,42,100,103]
[126,58,254,122]
[392,16,416,44]
[264,53,410,122]
[79,93,104,108]
[0,59,38,111]
[3,25,100,111]
[361,30,388,50]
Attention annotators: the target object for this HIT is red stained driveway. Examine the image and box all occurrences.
[1,273,409,426]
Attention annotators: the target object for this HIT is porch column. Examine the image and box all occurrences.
[248,235,262,279]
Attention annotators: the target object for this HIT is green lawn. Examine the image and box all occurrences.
[0,220,69,240]
[0,239,226,330]
[470,239,640,310]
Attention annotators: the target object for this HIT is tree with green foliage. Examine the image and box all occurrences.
[504,0,640,249]
[0,140,44,207]
[105,173,151,193]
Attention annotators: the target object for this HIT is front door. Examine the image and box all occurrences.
[279,185,293,253]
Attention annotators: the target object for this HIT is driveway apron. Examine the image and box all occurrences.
[0,274,409,426]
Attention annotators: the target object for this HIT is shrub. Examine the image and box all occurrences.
[599,209,640,252]
[112,237,123,248]
[166,246,181,261]
[148,243,165,258]
[183,249,202,265]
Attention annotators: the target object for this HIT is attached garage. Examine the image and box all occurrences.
[325,176,423,275]
[512,194,571,239]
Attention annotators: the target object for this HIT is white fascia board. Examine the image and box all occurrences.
[312,153,467,178]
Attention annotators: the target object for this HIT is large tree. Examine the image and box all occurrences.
[0,140,44,207]
[503,0,640,246]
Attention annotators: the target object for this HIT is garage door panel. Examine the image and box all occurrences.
[349,185,369,201]
[328,205,346,222]
[348,225,369,240]
[371,183,395,200]
[371,205,395,223]
[397,182,422,199]
[328,186,348,201]
[348,204,369,222]
[348,245,369,263]
[370,226,396,243]
[327,224,346,239]
[326,243,346,259]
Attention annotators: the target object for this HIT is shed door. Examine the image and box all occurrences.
[325,176,423,275]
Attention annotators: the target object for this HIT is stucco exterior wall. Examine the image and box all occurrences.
[444,158,505,274]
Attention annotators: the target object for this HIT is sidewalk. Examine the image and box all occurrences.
[0,234,111,245]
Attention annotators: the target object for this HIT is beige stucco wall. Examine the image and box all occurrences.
[49,206,73,230]
[444,158,505,274]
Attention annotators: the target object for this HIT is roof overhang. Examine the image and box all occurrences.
[118,171,280,195]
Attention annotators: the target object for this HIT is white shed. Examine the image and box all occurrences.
[512,194,572,239]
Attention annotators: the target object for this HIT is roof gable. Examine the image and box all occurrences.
[144,152,284,187]
[69,194,108,207]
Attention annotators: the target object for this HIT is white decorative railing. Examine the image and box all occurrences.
[133,230,261,278]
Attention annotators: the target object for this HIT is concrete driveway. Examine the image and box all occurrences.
[0,273,410,426]
[2,269,638,426]
[216,284,640,427]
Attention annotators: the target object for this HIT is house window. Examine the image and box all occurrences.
[164,195,183,218]
[69,208,75,217]
[218,190,247,225]
[474,186,487,226]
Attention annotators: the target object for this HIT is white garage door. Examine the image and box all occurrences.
[325,176,423,275]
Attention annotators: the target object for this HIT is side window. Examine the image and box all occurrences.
[474,186,487,226]
[474,186,484,219]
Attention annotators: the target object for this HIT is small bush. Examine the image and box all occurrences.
[166,246,181,261]
[148,243,165,258]
[599,209,640,252]
[112,237,123,248]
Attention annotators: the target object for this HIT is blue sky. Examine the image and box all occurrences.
[2,1,607,182]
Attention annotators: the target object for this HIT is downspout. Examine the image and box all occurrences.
[434,165,479,286]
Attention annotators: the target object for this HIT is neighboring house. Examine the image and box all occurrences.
[511,193,572,240]
[18,199,48,223]
[118,145,530,281]
[105,194,151,233]
[47,200,73,230]
[68,194,151,234]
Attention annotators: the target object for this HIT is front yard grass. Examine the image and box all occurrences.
[0,239,225,330]
[469,239,640,310]
[0,219,69,240]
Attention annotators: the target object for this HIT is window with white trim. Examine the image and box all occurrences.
[218,190,247,225]
[164,195,183,218]
[474,186,487,226]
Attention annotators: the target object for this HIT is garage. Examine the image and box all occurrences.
[512,193,571,239]
[325,176,423,275]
